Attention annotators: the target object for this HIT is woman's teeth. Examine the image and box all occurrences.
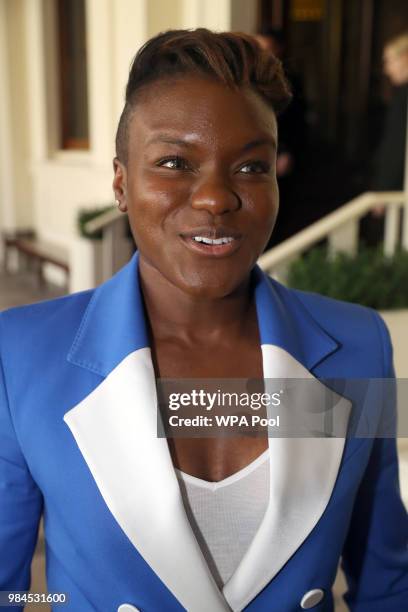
[192,236,234,245]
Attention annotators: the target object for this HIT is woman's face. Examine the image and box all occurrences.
[113,75,279,299]
[383,48,408,85]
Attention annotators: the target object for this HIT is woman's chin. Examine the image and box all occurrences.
[138,253,255,299]
[175,268,250,300]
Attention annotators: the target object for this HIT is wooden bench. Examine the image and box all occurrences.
[3,231,70,289]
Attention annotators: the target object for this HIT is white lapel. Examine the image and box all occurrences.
[64,343,351,612]
[222,344,351,611]
[64,347,230,612]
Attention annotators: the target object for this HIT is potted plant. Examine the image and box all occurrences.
[287,246,408,310]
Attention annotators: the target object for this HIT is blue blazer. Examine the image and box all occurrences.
[0,252,407,612]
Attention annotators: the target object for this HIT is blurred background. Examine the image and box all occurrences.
[1,1,408,610]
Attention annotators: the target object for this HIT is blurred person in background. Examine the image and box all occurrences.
[365,32,408,243]
[254,27,307,248]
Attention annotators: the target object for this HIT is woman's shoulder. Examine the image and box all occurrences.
[0,288,95,353]
[269,277,393,375]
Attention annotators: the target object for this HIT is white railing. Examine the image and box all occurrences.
[84,207,123,234]
[258,191,407,282]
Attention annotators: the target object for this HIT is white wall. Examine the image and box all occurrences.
[0,0,15,238]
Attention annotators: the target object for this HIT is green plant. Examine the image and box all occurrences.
[287,246,408,309]
[77,205,115,240]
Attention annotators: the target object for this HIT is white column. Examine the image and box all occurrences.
[182,0,201,28]
[70,237,101,292]
[403,100,408,249]
[111,0,148,124]
[0,0,15,233]
[86,0,115,165]
[384,205,399,256]
[24,0,48,162]
[87,0,149,165]
[328,220,358,257]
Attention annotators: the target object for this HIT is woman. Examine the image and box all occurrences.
[0,29,407,612]
[363,32,408,243]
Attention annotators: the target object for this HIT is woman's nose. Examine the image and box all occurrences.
[191,177,241,215]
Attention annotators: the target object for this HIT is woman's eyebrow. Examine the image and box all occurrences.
[146,133,277,151]
[241,137,277,152]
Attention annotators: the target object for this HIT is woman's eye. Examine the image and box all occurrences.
[239,161,271,174]
[156,157,270,174]
[157,156,189,170]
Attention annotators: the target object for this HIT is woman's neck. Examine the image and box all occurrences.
[138,256,255,346]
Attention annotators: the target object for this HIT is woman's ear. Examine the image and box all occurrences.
[112,157,128,212]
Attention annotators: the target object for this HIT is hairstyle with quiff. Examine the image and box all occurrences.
[115,28,292,164]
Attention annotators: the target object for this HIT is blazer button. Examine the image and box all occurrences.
[300,589,324,609]
[117,605,140,612]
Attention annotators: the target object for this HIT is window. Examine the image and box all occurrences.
[56,0,89,149]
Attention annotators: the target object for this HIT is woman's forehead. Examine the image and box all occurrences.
[128,75,277,144]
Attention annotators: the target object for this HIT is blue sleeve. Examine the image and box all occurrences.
[341,311,408,611]
[0,317,43,598]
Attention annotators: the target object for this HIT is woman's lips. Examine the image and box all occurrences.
[179,233,243,257]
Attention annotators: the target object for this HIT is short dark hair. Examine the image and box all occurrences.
[115,28,292,164]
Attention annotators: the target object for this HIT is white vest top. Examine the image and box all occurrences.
[175,449,270,588]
